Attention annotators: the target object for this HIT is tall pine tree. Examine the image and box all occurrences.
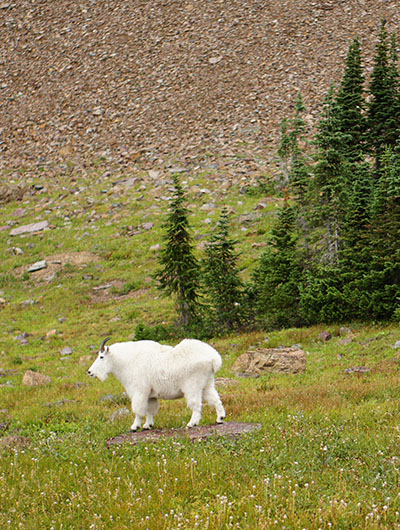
[367,19,400,169]
[335,37,367,161]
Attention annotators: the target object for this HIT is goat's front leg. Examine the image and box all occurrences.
[130,394,149,432]
[130,414,143,432]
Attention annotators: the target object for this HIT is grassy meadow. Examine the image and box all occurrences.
[1,163,400,529]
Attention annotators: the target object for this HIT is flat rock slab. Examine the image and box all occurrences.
[10,220,49,236]
[107,422,262,448]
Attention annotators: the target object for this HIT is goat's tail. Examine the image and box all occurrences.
[211,349,222,374]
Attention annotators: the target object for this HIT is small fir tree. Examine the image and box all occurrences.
[154,174,201,328]
[252,203,303,329]
[202,208,245,333]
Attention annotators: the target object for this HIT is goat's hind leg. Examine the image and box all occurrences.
[183,388,203,428]
[143,398,159,430]
[204,380,225,424]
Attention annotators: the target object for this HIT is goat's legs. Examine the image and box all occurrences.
[204,381,226,423]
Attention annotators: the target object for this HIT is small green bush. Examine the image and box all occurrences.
[134,321,175,342]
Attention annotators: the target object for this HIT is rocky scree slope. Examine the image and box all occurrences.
[0,0,399,172]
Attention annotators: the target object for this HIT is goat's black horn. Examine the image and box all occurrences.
[100,337,111,352]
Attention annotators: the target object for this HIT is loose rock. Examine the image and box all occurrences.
[107,422,262,447]
[22,370,52,386]
[27,260,47,273]
[319,331,332,341]
[343,366,370,375]
[60,346,73,356]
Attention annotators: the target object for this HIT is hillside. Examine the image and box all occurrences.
[1,0,399,172]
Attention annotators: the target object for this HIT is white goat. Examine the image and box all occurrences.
[87,338,225,430]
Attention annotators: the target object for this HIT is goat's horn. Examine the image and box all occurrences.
[100,337,111,352]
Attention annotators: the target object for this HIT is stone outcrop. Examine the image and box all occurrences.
[232,347,306,375]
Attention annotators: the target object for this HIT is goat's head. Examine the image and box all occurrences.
[87,337,112,382]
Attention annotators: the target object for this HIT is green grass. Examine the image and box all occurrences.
[1,166,400,529]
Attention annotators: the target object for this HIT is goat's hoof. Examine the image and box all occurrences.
[216,418,225,424]
[142,425,153,430]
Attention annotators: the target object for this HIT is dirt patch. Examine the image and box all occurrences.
[14,251,100,281]
[107,421,262,448]
[90,283,150,304]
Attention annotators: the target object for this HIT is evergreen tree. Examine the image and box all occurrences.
[335,37,367,161]
[252,203,303,329]
[300,163,373,324]
[310,36,369,264]
[311,87,351,264]
[202,208,245,333]
[279,25,400,326]
[299,267,346,324]
[367,19,400,169]
[364,145,400,319]
[338,162,374,318]
[154,174,201,328]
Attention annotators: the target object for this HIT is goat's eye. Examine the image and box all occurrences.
[99,355,104,360]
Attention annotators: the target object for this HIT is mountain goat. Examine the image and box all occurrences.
[87,338,226,430]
